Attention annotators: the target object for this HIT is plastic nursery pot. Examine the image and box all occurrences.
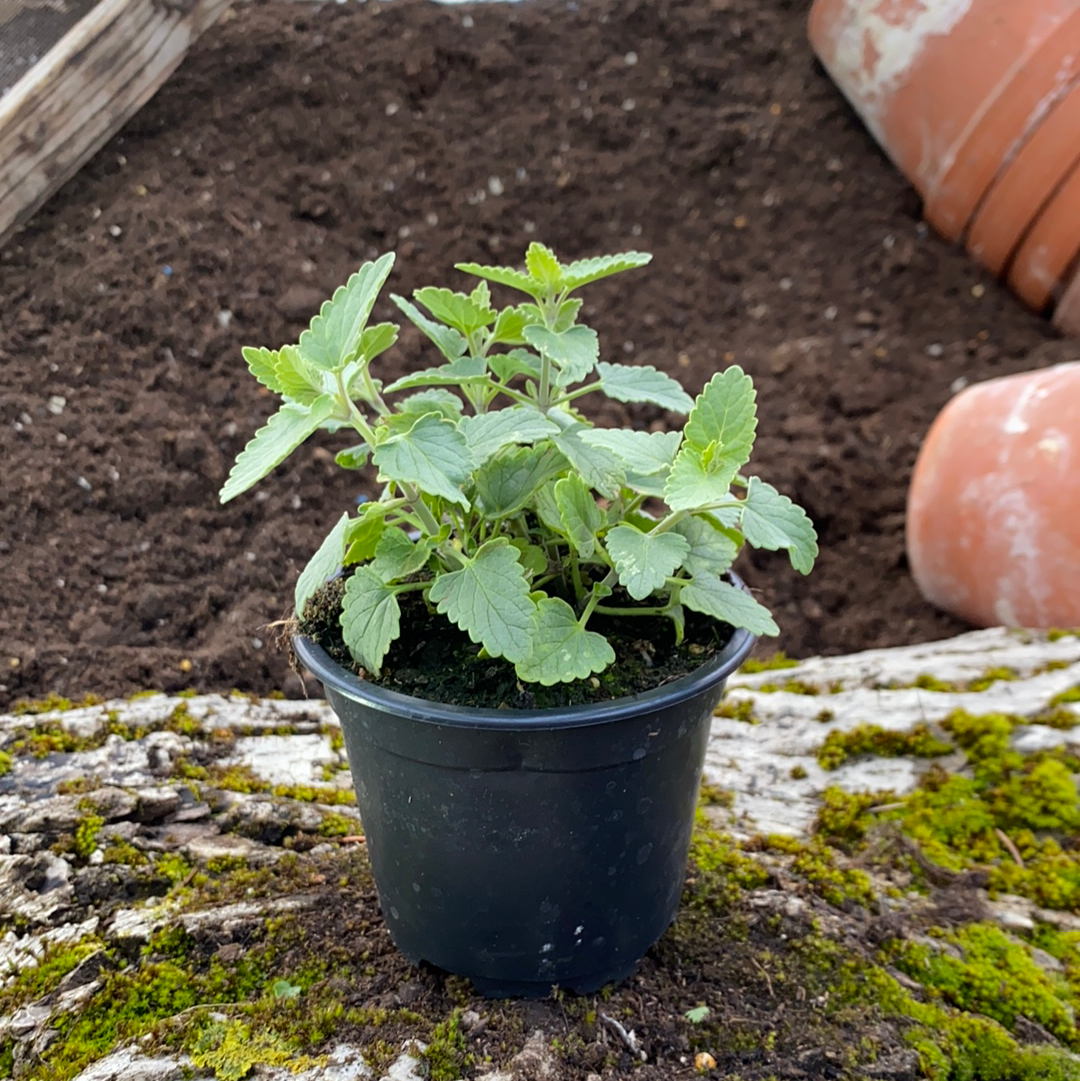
[807,0,1080,242]
[293,611,755,998]
[906,362,1080,630]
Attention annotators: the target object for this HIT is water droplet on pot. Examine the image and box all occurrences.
[636,843,653,865]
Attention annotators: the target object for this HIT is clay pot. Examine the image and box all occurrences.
[808,0,1080,243]
[1053,263,1080,336]
[906,363,1080,629]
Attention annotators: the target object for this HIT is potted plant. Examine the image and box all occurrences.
[219,244,816,996]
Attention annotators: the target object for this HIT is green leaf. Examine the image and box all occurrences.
[397,388,465,419]
[533,481,565,535]
[489,349,541,384]
[473,445,567,518]
[427,539,536,663]
[561,251,652,291]
[580,429,681,475]
[343,504,391,564]
[275,345,325,405]
[605,524,690,601]
[370,527,433,582]
[551,424,625,499]
[684,1005,710,1025]
[523,325,599,386]
[673,515,738,579]
[334,445,370,470]
[413,287,496,336]
[219,396,335,503]
[740,478,818,574]
[295,512,350,616]
[458,407,560,458]
[524,242,563,292]
[683,367,757,475]
[273,980,303,1000]
[554,474,604,558]
[663,445,734,512]
[515,597,615,685]
[489,305,533,346]
[383,356,487,395]
[390,294,468,363]
[340,567,402,675]
[372,412,473,507]
[510,539,548,578]
[299,253,395,371]
[455,261,539,298]
[359,322,398,362]
[595,362,694,414]
[242,346,286,395]
[679,574,778,637]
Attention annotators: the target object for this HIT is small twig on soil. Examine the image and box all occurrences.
[332,835,367,844]
[751,956,774,998]
[995,827,1025,867]
[599,1012,646,1062]
[866,801,908,814]
[224,209,255,237]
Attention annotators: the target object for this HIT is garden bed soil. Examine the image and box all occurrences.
[0,0,1059,714]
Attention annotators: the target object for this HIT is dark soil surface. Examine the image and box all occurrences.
[0,0,1059,712]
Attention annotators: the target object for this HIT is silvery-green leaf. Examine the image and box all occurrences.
[473,445,567,518]
[243,346,286,395]
[455,261,538,297]
[510,539,548,578]
[551,298,583,333]
[219,396,335,503]
[605,524,690,601]
[414,287,497,335]
[740,478,818,574]
[335,445,370,470]
[679,574,778,637]
[595,362,694,414]
[663,444,735,512]
[523,325,599,386]
[275,345,325,405]
[533,481,565,535]
[299,253,395,371]
[673,515,739,579]
[580,429,681,475]
[524,242,563,291]
[295,512,350,616]
[515,597,615,685]
[340,567,401,675]
[683,366,757,475]
[551,424,625,498]
[343,504,391,564]
[489,349,542,384]
[370,527,433,583]
[372,412,473,507]
[397,389,465,419]
[489,306,533,346]
[383,356,487,395]
[427,539,536,663]
[560,251,652,291]
[359,322,398,362]
[459,407,560,458]
[554,474,604,558]
[390,294,468,363]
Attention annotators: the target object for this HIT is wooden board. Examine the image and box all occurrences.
[0,0,231,247]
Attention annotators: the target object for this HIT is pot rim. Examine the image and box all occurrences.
[292,576,757,730]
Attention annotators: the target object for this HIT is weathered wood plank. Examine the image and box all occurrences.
[0,0,231,247]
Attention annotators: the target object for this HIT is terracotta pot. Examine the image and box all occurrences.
[1006,159,1080,312]
[1052,261,1080,336]
[966,79,1080,275]
[808,0,1080,241]
[906,363,1080,629]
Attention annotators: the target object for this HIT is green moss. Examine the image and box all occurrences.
[754,835,877,908]
[968,666,1019,691]
[815,722,953,770]
[0,750,11,776]
[74,814,105,860]
[1047,628,1080,641]
[1050,684,1080,706]
[0,938,106,1015]
[423,1010,472,1081]
[890,922,1077,1047]
[739,651,800,673]
[13,692,104,715]
[156,853,194,886]
[165,702,202,738]
[789,764,808,780]
[188,1018,325,1080]
[698,782,734,809]
[102,840,149,867]
[714,697,757,723]
[757,679,821,695]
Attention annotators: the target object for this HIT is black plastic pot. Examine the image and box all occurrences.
[293,612,754,997]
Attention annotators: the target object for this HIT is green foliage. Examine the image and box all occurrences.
[815,722,953,770]
[423,1010,472,1081]
[221,244,816,685]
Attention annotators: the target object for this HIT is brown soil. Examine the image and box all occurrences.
[0,0,1058,714]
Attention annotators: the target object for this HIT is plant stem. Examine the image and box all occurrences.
[592,604,669,618]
